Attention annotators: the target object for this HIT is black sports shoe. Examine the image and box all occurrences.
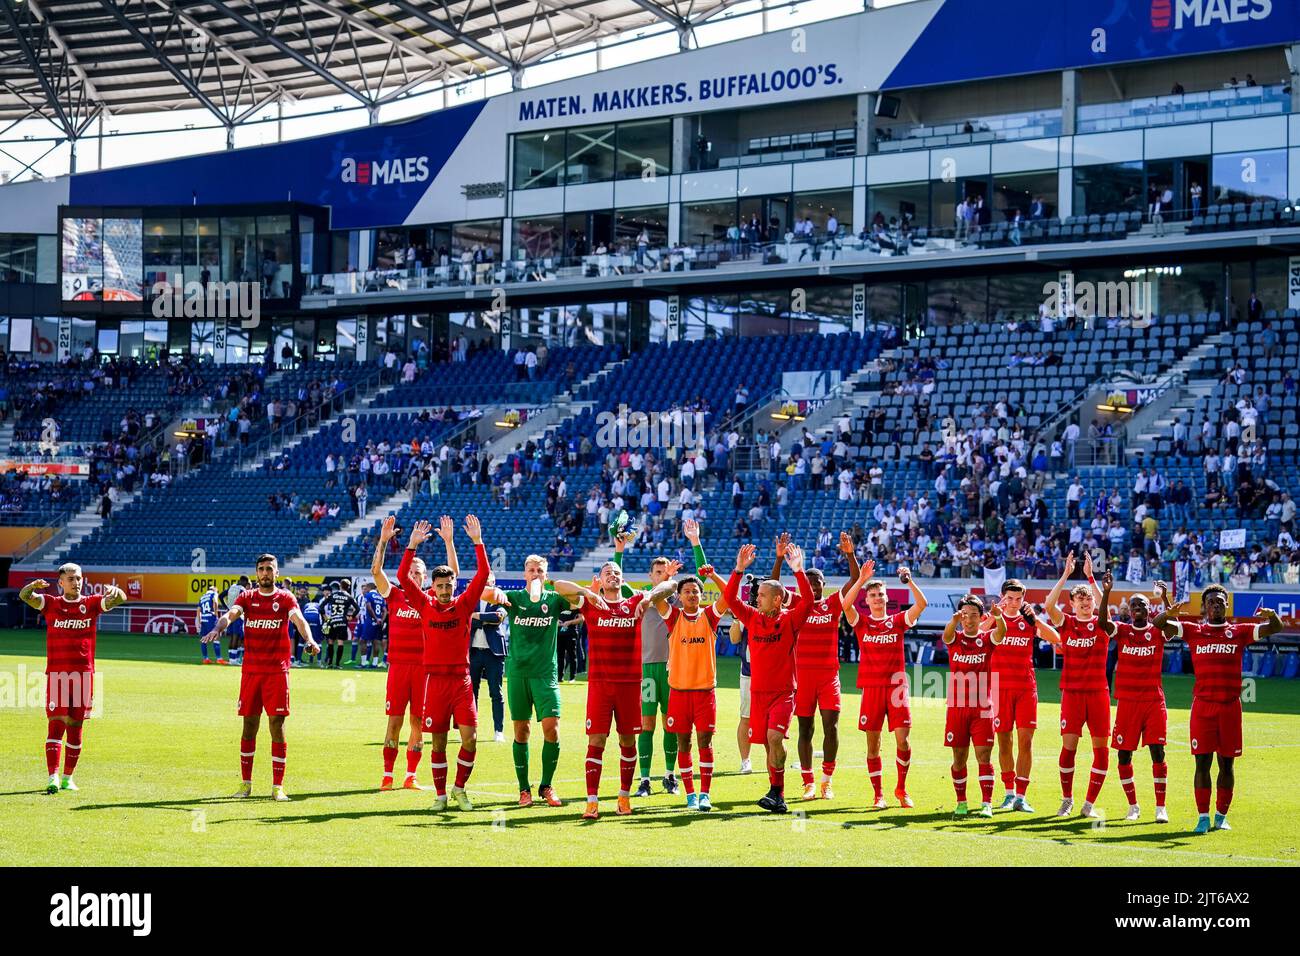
[663,773,679,796]
[634,778,653,798]
[758,788,788,813]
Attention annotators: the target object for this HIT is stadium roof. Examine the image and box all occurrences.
[0,0,747,129]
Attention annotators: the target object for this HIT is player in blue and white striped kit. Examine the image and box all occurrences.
[196,586,226,664]
[354,583,387,669]
[296,585,324,667]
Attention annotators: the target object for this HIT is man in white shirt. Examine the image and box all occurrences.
[837,467,854,501]
[1063,421,1080,470]
[868,464,884,500]
[1066,477,1083,519]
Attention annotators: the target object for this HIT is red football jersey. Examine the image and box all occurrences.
[399,545,489,675]
[853,610,910,689]
[384,584,425,665]
[235,587,299,675]
[795,590,845,674]
[1056,613,1109,693]
[1112,622,1166,702]
[42,594,105,673]
[988,611,1037,692]
[581,591,646,683]
[1177,621,1258,703]
[724,571,808,693]
[947,628,994,707]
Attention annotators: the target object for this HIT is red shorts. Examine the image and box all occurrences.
[385,662,425,720]
[794,669,842,717]
[748,689,795,742]
[46,670,94,721]
[238,670,290,717]
[422,672,476,734]
[945,706,994,748]
[1112,697,1168,750]
[585,681,641,737]
[666,688,717,734]
[1059,689,1111,738]
[992,685,1038,733]
[1189,698,1243,757]
[857,684,912,733]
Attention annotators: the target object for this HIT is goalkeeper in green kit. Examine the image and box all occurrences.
[613,517,709,798]
[485,554,607,807]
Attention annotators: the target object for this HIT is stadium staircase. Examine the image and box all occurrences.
[479,355,625,459]
[0,420,14,457]
[1125,332,1232,457]
[288,486,416,571]
[23,487,143,566]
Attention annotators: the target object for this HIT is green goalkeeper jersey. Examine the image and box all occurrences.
[502,588,562,681]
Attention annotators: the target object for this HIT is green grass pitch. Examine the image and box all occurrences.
[2,630,1298,867]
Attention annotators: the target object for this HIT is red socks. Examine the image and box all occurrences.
[1001,769,1016,795]
[895,748,912,794]
[1058,748,1076,798]
[867,756,883,797]
[405,747,422,781]
[240,737,256,783]
[977,762,995,804]
[1015,775,1030,798]
[382,745,398,778]
[678,750,696,795]
[1120,766,1137,806]
[801,768,815,786]
[430,750,449,796]
[1195,786,1212,814]
[821,759,835,784]
[1216,787,1233,815]
[1152,761,1167,808]
[951,767,968,802]
[271,741,286,787]
[1085,747,1109,804]
[584,744,603,798]
[62,725,83,777]
[454,747,476,789]
[45,720,65,776]
[769,766,785,794]
[700,747,714,795]
[618,744,636,796]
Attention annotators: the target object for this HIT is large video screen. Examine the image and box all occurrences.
[61,217,103,301]
[103,217,143,301]
[61,216,144,302]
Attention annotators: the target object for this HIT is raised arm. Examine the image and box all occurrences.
[770,532,791,582]
[19,578,48,611]
[786,545,812,620]
[372,515,398,597]
[1045,551,1075,626]
[899,566,927,627]
[1097,570,1116,637]
[1083,551,1103,605]
[728,618,743,645]
[838,531,861,597]
[1255,607,1284,641]
[553,578,607,609]
[724,544,758,629]
[942,610,962,646]
[611,530,637,598]
[457,514,491,607]
[1024,603,1059,645]
[987,602,1007,644]
[843,559,875,628]
[683,517,708,571]
[398,519,434,612]
[1151,581,1182,637]
[437,514,460,579]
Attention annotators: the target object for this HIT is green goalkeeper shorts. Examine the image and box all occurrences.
[640,661,670,717]
[507,675,561,722]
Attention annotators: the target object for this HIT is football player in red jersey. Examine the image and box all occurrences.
[773,531,869,801]
[372,514,445,791]
[204,553,318,801]
[990,579,1060,813]
[942,595,1006,818]
[1098,571,1170,823]
[844,566,928,809]
[1044,551,1110,819]
[724,542,813,814]
[396,516,490,812]
[20,565,127,794]
[578,561,677,819]
[1155,583,1283,833]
